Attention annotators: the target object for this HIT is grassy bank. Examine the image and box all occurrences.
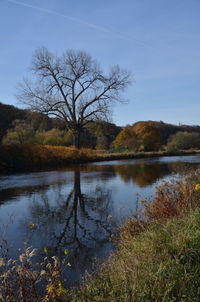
[73,208,200,302]
[68,172,200,302]
[1,170,200,301]
[0,144,200,172]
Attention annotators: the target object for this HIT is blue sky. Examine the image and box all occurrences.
[1,0,200,126]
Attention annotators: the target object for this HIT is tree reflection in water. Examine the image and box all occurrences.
[26,171,116,286]
[1,157,200,287]
[115,162,171,187]
[114,160,199,189]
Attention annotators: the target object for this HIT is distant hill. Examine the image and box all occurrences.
[0,102,67,143]
[133,121,200,144]
[0,102,121,147]
[1,102,199,147]
[0,102,26,143]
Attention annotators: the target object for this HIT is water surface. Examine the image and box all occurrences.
[0,154,200,287]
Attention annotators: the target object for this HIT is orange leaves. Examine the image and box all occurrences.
[114,125,136,148]
[114,122,162,151]
[133,122,162,151]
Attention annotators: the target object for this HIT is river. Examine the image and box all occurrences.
[0,154,200,287]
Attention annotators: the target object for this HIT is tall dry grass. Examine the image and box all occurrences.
[0,144,98,171]
[119,171,200,240]
[0,246,70,302]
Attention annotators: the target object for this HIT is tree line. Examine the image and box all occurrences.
[0,102,120,149]
[1,102,200,151]
[113,121,200,152]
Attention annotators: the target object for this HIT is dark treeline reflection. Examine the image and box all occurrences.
[22,171,116,286]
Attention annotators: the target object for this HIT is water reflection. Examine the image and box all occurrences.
[115,163,170,187]
[0,155,200,287]
[114,160,199,187]
[22,171,115,286]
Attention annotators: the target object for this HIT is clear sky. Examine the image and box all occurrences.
[1,0,200,126]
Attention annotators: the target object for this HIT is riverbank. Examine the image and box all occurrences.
[72,208,200,301]
[0,144,200,172]
[68,170,200,301]
[1,169,200,301]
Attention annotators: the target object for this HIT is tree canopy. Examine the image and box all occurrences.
[114,122,162,151]
[166,131,200,152]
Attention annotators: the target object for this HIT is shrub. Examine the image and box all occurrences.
[2,120,35,145]
[0,247,68,302]
[35,129,70,146]
[167,131,200,151]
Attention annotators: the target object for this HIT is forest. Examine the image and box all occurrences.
[1,101,200,152]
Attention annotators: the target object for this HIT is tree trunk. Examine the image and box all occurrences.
[73,128,81,149]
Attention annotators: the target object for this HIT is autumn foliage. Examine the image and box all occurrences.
[114,122,162,151]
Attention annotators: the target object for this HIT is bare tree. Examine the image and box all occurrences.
[17,47,131,148]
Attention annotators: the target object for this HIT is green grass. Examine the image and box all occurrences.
[71,207,200,302]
